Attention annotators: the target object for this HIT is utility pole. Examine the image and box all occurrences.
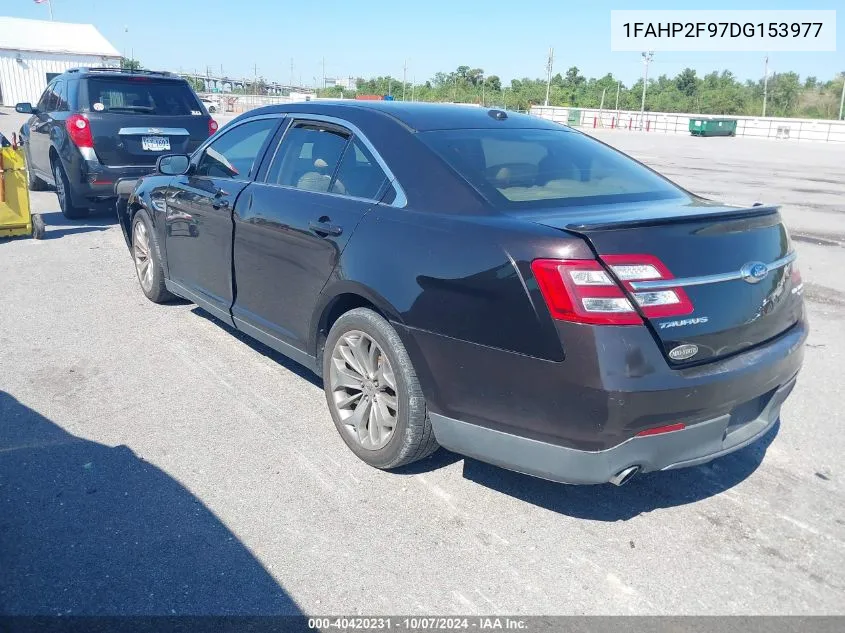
[544,47,554,106]
[322,57,326,90]
[762,55,769,117]
[254,63,258,96]
[839,71,845,120]
[640,51,654,129]
[412,75,416,102]
[402,59,407,101]
[615,80,621,119]
[290,58,294,89]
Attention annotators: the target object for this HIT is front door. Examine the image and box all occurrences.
[164,116,279,323]
[28,81,58,175]
[232,119,391,351]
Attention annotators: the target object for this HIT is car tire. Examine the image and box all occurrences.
[323,307,439,470]
[131,209,174,304]
[208,106,217,114]
[25,150,48,191]
[52,160,87,219]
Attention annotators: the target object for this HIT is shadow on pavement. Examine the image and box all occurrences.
[181,308,773,521]
[0,391,301,615]
[37,211,116,240]
[190,308,322,387]
[461,421,779,521]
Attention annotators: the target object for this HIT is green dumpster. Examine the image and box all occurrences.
[689,117,737,137]
[567,109,582,127]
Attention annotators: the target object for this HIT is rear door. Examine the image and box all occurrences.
[231,118,391,350]
[81,76,211,167]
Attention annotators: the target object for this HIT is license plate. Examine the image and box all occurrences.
[141,136,170,151]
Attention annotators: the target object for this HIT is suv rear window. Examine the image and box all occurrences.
[419,128,687,209]
[85,78,201,116]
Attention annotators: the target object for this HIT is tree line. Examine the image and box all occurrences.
[317,65,844,120]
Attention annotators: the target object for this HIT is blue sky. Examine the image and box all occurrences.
[8,0,844,86]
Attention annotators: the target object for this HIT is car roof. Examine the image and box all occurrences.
[63,67,184,81]
[244,100,565,132]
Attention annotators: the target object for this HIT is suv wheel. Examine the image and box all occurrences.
[323,308,439,469]
[132,209,174,303]
[52,160,87,219]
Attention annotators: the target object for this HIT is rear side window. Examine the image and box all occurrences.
[330,139,389,199]
[266,123,350,193]
[85,78,202,116]
[419,128,687,209]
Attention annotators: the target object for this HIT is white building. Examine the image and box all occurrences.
[0,17,120,106]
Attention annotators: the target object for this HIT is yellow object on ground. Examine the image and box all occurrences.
[0,146,44,239]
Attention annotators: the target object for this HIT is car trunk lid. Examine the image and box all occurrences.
[523,200,804,365]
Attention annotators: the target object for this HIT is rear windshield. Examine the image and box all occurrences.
[419,128,688,209]
[85,78,201,116]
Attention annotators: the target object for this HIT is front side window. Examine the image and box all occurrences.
[195,118,277,180]
[267,122,350,193]
[86,78,202,115]
[36,84,54,112]
[419,128,688,209]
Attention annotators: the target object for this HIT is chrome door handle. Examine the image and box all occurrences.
[309,220,343,237]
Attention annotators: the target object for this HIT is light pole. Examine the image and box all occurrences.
[402,59,407,101]
[839,71,845,120]
[544,47,554,107]
[639,51,654,130]
[762,55,770,117]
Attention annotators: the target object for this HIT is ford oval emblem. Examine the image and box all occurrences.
[669,343,699,361]
[741,261,768,284]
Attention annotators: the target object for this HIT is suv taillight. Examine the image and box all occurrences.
[208,119,219,136]
[531,255,693,326]
[65,114,94,148]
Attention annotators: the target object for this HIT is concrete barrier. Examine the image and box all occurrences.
[530,106,845,144]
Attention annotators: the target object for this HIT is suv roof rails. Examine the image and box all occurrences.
[65,67,174,77]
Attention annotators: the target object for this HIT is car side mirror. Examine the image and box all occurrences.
[156,154,191,176]
[15,102,35,114]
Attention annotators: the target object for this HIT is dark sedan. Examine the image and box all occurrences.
[117,101,806,486]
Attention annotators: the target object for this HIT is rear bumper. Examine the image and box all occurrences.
[65,153,155,204]
[429,376,795,485]
[397,315,806,484]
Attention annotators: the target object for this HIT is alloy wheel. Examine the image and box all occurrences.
[53,164,66,209]
[133,221,154,293]
[329,330,399,451]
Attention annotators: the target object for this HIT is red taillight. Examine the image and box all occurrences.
[531,254,694,326]
[531,259,642,325]
[636,422,686,437]
[790,260,802,286]
[602,254,694,319]
[208,119,219,136]
[65,114,93,148]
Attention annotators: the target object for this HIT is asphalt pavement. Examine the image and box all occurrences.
[1,108,843,616]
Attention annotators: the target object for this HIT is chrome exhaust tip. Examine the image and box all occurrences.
[609,465,640,487]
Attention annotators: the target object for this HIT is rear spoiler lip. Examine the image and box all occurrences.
[564,204,781,232]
